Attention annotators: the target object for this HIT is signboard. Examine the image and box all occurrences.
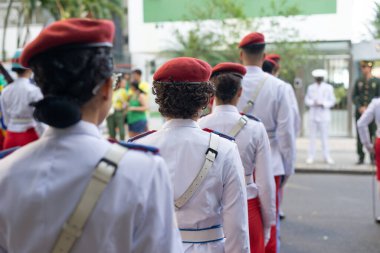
[143,0,337,23]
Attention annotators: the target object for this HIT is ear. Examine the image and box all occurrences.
[262,52,266,61]
[239,50,243,62]
[237,86,243,98]
[100,77,113,100]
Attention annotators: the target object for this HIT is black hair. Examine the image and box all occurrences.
[132,69,142,76]
[153,81,214,119]
[29,46,113,128]
[241,44,265,55]
[12,68,29,76]
[130,80,146,94]
[211,73,242,104]
[262,60,276,74]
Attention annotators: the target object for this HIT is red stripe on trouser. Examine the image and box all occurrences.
[0,132,4,151]
[265,175,281,253]
[248,197,265,253]
[375,138,380,181]
[3,128,39,149]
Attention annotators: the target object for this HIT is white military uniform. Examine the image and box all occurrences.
[0,121,183,253]
[236,66,296,176]
[304,81,336,161]
[357,98,380,152]
[133,119,250,253]
[198,105,276,238]
[0,78,45,135]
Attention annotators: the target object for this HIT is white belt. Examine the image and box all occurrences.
[11,118,33,124]
[180,225,224,243]
[245,174,254,185]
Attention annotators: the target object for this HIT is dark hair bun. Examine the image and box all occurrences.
[32,96,81,128]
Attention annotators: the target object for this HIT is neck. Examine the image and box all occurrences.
[215,98,238,106]
[80,102,101,125]
[365,73,372,80]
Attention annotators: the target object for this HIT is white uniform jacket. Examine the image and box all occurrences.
[0,78,45,135]
[357,98,380,152]
[237,66,295,176]
[304,82,336,122]
[0,121,183,253]
[133,119,250,253]
[199,105,276,231]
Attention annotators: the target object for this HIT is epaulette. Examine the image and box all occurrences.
[127,130,157,143]
[118,141,159,155]
[202,128,235,141]
[0,146,19,159]
[240,112,261,122]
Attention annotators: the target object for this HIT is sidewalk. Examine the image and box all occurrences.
[295,137,374,174]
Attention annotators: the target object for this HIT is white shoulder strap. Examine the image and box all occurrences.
[242,74,269,114]
[174,133,220,209]
[229,115,248,137]
[51,143,127,253]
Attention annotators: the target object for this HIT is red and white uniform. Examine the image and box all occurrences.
[133,119,250,253]
[199,105,276,253]
[237,66,295,253]
[0,78,45,149]
[357,98,380,181]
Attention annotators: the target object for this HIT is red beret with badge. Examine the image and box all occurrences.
[211,62,246,78]
[239,32,265,48]
[21,18,115,67]
[153,57,212,83]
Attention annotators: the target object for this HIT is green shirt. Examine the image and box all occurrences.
[127,94,147,124]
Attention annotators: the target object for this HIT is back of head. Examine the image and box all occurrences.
[20,18,115,128]
[262,60,276,74]
[211,62,246,104]
[239,32,266,63]
[152,57,214,119]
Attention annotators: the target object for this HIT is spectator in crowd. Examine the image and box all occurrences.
[352,60,380,165]
[131,68,150,94]
[127,80,148,137]
[106,74,128,140]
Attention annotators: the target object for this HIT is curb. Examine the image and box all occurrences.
[295,168,374,175]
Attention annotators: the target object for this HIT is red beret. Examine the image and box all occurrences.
[21,18,115,67]
[212,62,246,77]
[264,57,278,68]
[266,54,281,63]
[239,32,265,48]
[153,57,212,83]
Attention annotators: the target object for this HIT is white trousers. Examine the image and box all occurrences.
[308,120,331,160]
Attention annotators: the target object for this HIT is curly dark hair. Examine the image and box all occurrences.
[211,73,242,104]
[153,81,215,119]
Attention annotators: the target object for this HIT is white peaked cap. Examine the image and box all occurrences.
[311,69,327,78]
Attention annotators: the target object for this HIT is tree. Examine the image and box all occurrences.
[370,2,380,38]
[166,0,314,83]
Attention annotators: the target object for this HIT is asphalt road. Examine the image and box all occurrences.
[281,174,380,253]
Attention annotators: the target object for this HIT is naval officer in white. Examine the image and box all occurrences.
[305,69,336,164]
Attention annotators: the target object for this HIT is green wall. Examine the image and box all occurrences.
[143,0,337,22]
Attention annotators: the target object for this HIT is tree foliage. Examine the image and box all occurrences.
[370,2,380,38]
[167,0,314,83]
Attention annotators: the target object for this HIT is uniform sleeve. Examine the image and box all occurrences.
[322,85,336,109]
[222,144,250,253]
[0,94,9,127]
[304,85,314,107]
[357,99,376,152]
[287,84,301,135]
[276,86,296,175]
[133,157,184,253]
[254,124,276,230]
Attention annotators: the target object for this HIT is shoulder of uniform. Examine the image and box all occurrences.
[202,128,235,141]
[0,146,19,159]
[240,113,261,122]
[127,130,157,143]
[118,141,159,155]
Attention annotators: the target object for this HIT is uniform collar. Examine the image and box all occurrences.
[245,66,263,74]
[162,119,199,129]
[213,105,240,114]
[42,120,103,138]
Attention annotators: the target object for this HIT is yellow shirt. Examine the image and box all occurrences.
[127,81,150,98]
[112,88,128,110]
